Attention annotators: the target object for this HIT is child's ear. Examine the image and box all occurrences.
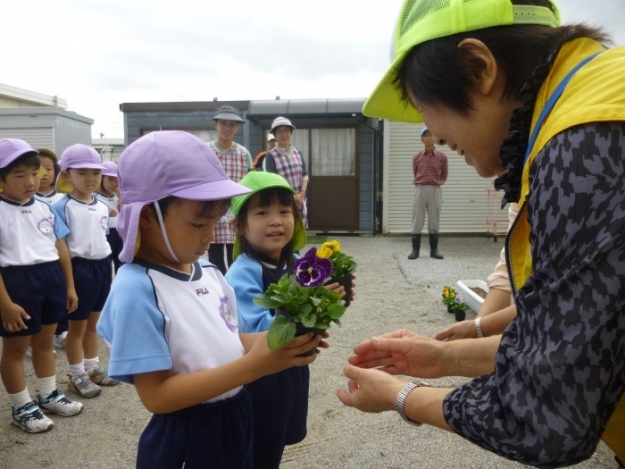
[231,218,243,234]
[139,205,154,227]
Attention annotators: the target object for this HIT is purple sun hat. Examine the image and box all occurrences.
[101,161,118,177]
[117,130,251,263]
[0,138,38,169]
[56,144,106,193]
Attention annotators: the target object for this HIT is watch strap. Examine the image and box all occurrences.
[475,316,484,338]
[396,380,428,426]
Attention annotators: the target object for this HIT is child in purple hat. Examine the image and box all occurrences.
[96,130,324,469]
[0,138,83,433]
[53,144,119,399]
[96,161,123,273]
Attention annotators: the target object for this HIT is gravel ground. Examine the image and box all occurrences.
[0,235,619,469]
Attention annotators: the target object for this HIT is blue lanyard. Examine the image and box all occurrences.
[524,51,603,163]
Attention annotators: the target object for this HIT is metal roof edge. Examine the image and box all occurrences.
[0,106,93,124]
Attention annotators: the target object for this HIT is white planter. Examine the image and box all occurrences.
[456,280,489,314]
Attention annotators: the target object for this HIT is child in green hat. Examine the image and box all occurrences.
[226,171,342,468]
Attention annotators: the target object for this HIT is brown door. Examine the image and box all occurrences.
[307,176,359,231]
[304,127,359,231]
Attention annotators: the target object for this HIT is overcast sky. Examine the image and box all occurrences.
[3,0,624,139]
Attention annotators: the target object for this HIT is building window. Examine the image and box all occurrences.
[290,128,356,177]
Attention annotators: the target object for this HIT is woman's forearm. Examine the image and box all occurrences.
[442,335,500,377]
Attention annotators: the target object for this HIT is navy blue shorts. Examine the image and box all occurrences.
[136,389,253,469]
[70,257,112,321]
[0,261,67,337]
[245,365,310,468]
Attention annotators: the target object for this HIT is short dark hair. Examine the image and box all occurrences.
[0,152,40,180]
[395,0,611,117]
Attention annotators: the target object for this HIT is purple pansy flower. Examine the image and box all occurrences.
[294,247,333,287]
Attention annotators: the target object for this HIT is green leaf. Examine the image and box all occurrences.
[327,303,346,320]
[301,313,317,328]
[267,316,296,350]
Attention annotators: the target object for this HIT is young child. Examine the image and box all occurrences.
[96,130,323,469]
[0,138,82,433]
[96,161,123,273]
[207,105,254,274]
[53,144,118,398]
[35,148,68,350]
[35,148,63,205]
[225,171,342,468]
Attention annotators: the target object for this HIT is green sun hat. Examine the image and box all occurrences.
[231,171,307,259]
[363,0,561,123]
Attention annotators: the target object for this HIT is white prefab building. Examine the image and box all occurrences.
[383,120,507,235]
[0,83,92,154]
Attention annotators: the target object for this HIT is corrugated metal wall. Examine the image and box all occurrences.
[0,109,92,155]
[0,128,54,149]
[383,120,505,234]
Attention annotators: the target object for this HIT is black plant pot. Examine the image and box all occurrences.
[447,305,454,314]
[329,274,352,307]
[454,310,466,322]
[276,309,325,357]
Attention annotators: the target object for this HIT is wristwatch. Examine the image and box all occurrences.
[395,380,430,426]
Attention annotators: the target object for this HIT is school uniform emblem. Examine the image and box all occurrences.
[219,296,237,332]
[37,217,53,235]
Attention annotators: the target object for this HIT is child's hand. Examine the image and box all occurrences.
[247,331,323,377]
[324,281,345,298]
[66,287,78,313]
[325,275,356,302]
[0,302,30,332]
[109,209,118,217]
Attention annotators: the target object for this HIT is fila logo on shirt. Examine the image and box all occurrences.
[195,287,209,297]
[21,210,32,214]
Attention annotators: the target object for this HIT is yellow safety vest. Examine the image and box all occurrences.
[508,38,625,460]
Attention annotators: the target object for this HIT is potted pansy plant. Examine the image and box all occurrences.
[317,240,357,307]
[442,286,469,321]
[254,242,355,353]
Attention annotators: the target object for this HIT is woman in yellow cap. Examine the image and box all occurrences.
[337,0,625,466]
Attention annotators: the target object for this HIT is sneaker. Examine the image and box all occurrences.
[54,332,67,349]
[11,401,54,433]
[67,373,102,398]
[89,367,119,386]
[37,389,83,416]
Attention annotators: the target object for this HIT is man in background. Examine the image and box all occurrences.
[408,128,448,260]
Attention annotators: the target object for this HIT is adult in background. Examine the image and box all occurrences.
[207,106,253,274]
[408,128,447,260]
[264,116,309,227]
[252,133,276,170]
[337,0,625,466]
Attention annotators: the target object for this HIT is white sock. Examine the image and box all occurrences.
[37,375,57,398]
[9,388,32,409]
[69,362,85,378]
[84,357,99,374]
